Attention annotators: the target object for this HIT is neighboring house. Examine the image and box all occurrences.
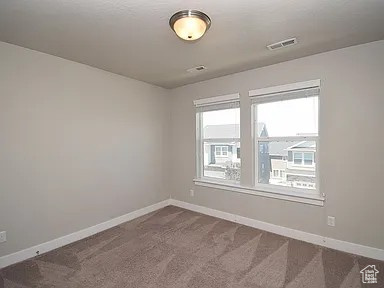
[203,123,270,182]
[286,141,316,189]
[203,124,316,188]
[268,140,316,189]
[203,124,240,167]
[268,141,293,185]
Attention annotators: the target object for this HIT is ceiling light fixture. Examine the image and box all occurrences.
[169,10,211,41]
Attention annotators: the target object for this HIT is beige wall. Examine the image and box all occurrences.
[170,40,384,249]
[0,42,170,257]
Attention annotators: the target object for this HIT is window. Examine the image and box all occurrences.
[195,94,241,183]
[273,170,279,177]
[215,146,228,157]
[293,152,303,165]
[304,153,313,165]
[292,152,314,166]
[251,80,319,195]
[193,81,323,206]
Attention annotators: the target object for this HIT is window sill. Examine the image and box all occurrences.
[193,178,324,206]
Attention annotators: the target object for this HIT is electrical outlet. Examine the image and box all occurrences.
[0,231,6,243]
[327,216,336,227]
[190,189,194,197]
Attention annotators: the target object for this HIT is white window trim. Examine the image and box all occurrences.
[249,80,322,203]
[193,93,240,107]
[194,93,240,184]
[192,83,324,206]
[249,79,320,98]
[193,178,324,206]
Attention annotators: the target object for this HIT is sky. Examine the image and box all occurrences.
[203,97,318,137]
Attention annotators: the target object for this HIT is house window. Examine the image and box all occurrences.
[194,94,241,183]
[250,80,319,195]
[304,153,313,165]
[273,170,279,177]
[215,146,228,157]
[291,152,314,166]
[293,152,303,165]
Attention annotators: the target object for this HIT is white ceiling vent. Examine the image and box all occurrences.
[267,38,297,51]
[187,65,207,73]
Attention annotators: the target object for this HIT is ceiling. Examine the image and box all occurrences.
[0,0,383,89]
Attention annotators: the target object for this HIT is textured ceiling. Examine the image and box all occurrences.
[0,0,383,88]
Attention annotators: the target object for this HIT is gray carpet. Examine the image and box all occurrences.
[1,206,383,287]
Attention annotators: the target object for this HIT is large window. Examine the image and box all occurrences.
[193,81,323,205]
[251,81,319,195]
[195,94,240,183]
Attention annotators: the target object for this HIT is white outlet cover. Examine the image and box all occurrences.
[0,231,6,243]
[327,216,336,227]
[190,189,194,197]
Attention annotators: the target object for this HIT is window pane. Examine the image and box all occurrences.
[258,140,316,190]
[273,170,279,177]
[202,108,241,182]
[203,108,240,139]
[293,152,302,165]
[257,97,318,137]
[304,152,313,165]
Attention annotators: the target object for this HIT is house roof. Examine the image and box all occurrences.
[204,123,267,139]
[203,124,315,155]
[287,141,316,150]
[269,141,299,156]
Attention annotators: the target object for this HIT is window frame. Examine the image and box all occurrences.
[291,151,315,167]
[293,152,303,165]
[215,146,228,157]
[192,81,324,206]
[194,93,241,184]
[251,80,321,198]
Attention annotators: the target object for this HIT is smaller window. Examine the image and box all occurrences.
[273,170,279,177]
[293,152,303,165]
[215,146,228,157]
[304,153,313,165]
[195,95,240,183]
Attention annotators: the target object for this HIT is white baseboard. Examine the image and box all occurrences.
[169,199,384,261]
[0,199,171,269]
[2,198,383,269]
